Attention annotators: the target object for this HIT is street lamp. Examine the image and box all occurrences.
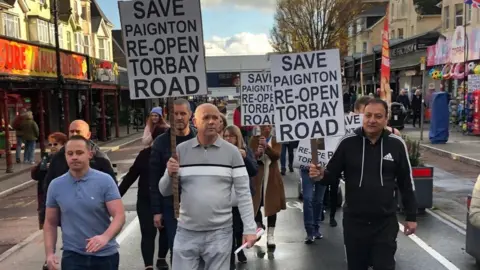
[52,0,67,134]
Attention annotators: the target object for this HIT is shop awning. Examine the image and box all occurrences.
[390,50,426,71]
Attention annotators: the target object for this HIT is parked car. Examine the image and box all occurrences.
[466,195,480,267]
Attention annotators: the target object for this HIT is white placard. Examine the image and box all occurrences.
[118,0,207,100]
[271,49,345,142]
[293,114,363,169]
[240,72,274,126]
[468,74,480,92]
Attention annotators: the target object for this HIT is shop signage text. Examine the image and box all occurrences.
[391,43,417,58]
[0,38,88,80]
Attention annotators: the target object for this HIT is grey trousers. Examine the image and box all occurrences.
[172,226,233,270]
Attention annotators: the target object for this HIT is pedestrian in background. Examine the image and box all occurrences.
[223,125,258,268]
[119,126,169,270]
[470,175,480,228]
[12,108,26,163]
[142,107,169,147]
[280,141,297,175]
[43,136,125,270]
[250,125,286,250]
[20,111,39,164]
[218,113,228,137]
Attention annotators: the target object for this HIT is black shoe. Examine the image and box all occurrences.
[156,259,169,270]
[330,217,338,227]
[237,250,247,263]
[314,232,323,240]
[304,236,315,244]
[289,166,294,172]
[281,168,286,175]
[320,211,325,222]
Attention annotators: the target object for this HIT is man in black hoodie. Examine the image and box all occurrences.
[150,98,196,252]
[309,98,417,270]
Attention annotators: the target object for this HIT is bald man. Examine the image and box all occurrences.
[40,120,116,230]
[159,104,257,270]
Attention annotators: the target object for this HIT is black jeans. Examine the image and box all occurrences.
[61,251,119,270]
[323,179,340,218]
[412,111,421,127]
[255,208,277,227]
[343,215,398,270]
[137,199,169,267]
[230,207,244,268]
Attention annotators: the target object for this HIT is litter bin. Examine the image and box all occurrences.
[389,102,406,130]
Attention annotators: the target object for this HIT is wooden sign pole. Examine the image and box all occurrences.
[168,97,180,219]
[310,138,325,181]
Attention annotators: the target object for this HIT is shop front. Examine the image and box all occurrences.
[354,53,377,95]
[344,56,355,93]
[389,31,440,100]
[90,58,121,141]
[426,26,480,134]
[0,36,89,172]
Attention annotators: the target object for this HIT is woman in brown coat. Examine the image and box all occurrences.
[249,125,286,250]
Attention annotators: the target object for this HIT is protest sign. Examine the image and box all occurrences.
[118,0,207,100]
[240,72,274,126]
[271,49,345,142]
[293,114,363,169]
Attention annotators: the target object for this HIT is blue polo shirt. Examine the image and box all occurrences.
[46,168,121,256]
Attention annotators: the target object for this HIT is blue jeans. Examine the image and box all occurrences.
[61,251,119,270]
[23,140,35,162]
[15,136,22,161]
[280,143,294,170]
[301,170,327,237]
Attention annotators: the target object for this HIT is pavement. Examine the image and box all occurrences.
[402,123,480,167]
[0,126,142,181]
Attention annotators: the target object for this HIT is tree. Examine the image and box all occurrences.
[270,0,367,56]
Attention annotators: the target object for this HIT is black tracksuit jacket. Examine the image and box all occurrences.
[322,127,417,222]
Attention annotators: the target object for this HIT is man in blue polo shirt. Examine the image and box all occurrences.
[43,135,125,270]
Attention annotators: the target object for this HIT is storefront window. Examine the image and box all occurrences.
[2,13,20,39]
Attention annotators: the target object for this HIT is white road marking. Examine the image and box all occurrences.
[116,217,139,245]
[426,209,466,235]
[398,223,460,270]
[290,200,462,270]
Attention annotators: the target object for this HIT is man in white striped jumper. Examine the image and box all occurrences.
[159,103,257,270]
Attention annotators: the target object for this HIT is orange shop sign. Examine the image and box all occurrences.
[0,38,88,80]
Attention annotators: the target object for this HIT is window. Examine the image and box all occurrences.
[391,30,395,39]
[2,13,20,39]
[106,41,110,60]
[455,4,463,27]
[74,32,82,53]
[444,6,450,29]
[81,6,87,20]
[401,0,406,17]
[98,39,105,59]
[467,4,472,23]
[348,24,354,37]
[37,19,49,43]
[67,31,72,51]
[398,28,404,39]
[356,18,365,32]
[362,42,367,54]
[83,35,90,55]
[391,3,395,18]
[58,24,63,49]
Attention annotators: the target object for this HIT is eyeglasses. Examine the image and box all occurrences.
[48,143,59,147]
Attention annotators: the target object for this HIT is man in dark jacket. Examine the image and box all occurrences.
[309,98,417,270]
[150,98,196,252]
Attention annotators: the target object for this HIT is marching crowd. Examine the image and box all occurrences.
[36,95,421,270]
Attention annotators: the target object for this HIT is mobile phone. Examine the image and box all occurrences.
[252,126,261,136]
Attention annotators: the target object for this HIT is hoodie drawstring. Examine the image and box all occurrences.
[380,138,384,186]
[359,137,365,187]
[359,136,385,187]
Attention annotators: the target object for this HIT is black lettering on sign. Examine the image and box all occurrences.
[281,52,327,72]
[133,0,185,20]
[345,114,361,125]
[297,147,309,154]
[277,101,338,122]
[125,20,197,37]
[297,155,312,164]
[274,89,294,105]
[128,55,198,76]
[272,71,338,87]
[248,72,272,84]
[133,76,199,98]
[242,103,275,126]
[279,119,339,142]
